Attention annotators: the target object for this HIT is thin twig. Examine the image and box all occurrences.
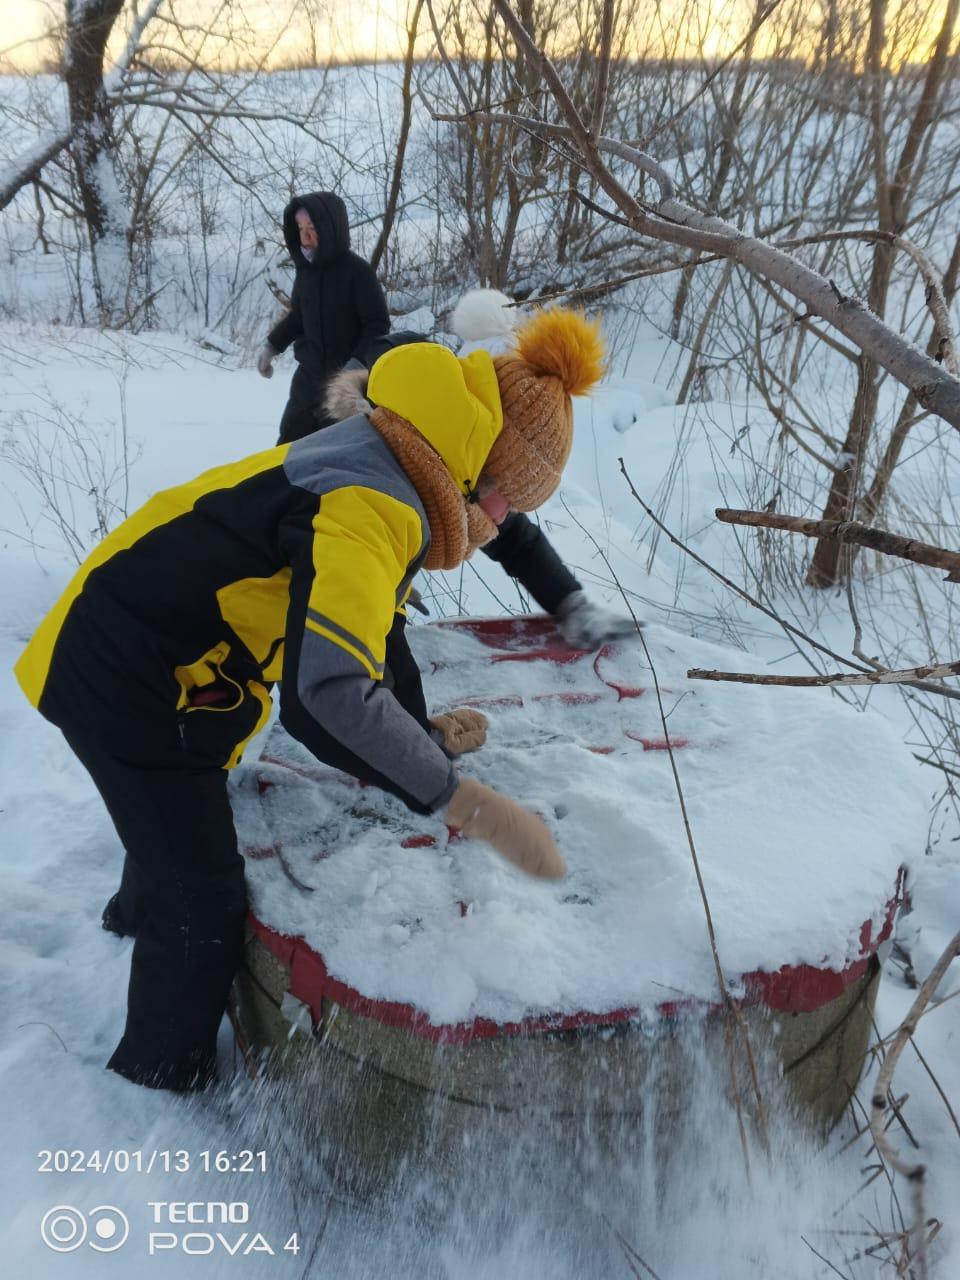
[799,1235,854,1280]
[603,1216,665,1280]
[559,495,769,1161]
[909,1032,960,1141]
[642,1,787,149]
[16,1021,69,1053]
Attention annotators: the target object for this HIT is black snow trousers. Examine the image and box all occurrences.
[62,726,246,1093]
[480,511,580,615]
[277,365,336,444]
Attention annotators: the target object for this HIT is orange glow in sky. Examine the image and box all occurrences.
[0,0,414,72]
[1,1,953,73]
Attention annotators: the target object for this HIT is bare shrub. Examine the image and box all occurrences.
[0,367,139,562]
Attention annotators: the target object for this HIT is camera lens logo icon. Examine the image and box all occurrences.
[40,1205,129,1253]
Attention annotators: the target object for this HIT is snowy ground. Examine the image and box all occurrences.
[0,321,957,1277]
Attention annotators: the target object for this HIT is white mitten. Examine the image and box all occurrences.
[256,343,277,379]
[555,589,639,648]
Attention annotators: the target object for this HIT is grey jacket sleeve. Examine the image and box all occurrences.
[279,614,456,816]
[277,461,455,816]
[299,631,456,811]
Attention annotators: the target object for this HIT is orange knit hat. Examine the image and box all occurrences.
[482,308,606,511]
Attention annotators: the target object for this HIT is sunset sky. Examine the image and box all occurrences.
[1,0,415,72]
[1,0,953,73]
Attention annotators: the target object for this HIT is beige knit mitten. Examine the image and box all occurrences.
[430,707,489,755]
[444,778,566,879]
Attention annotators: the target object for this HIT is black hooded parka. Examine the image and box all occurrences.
[268,191,389,443]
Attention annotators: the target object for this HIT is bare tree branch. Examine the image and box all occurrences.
[0,0,162,216]
[455,4,960,431]
[779,229,958,375]
[688,660,960,688]
[870,930,960,1280]
[715,508,960,579]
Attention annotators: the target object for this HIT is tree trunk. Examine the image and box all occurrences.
[64,0,126,245]
[806,0,959,587]
[370,0,424,273]
[860,231,960,527]
[805,242,894,587]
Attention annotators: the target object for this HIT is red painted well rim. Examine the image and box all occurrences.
[247,867,903,1047]
[247,615,905,1044]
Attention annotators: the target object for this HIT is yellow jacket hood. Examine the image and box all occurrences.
[366,343,503,496]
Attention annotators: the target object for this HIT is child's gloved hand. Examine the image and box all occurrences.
[256,343,277,378]
[555,589,640,649]
[429,707,488,755]
[445,778,566,880]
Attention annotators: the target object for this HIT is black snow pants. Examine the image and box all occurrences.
[63,726,246,1092]
[277,364,336,444]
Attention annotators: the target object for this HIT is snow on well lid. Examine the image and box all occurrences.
[234,618,923,1031]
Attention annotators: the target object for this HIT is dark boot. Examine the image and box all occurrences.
[107,1045,217,1093]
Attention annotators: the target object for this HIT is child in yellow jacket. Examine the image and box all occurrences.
[15,308,605,1092]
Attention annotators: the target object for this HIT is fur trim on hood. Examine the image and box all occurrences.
[324,365,372,422]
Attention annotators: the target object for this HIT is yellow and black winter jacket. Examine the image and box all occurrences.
[15,344,505,814]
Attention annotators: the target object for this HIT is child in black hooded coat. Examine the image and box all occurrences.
[256,191,389,443]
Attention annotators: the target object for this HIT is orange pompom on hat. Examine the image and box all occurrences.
[483,307,606,511]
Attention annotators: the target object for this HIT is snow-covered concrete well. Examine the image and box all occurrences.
[232,617,919,1190]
